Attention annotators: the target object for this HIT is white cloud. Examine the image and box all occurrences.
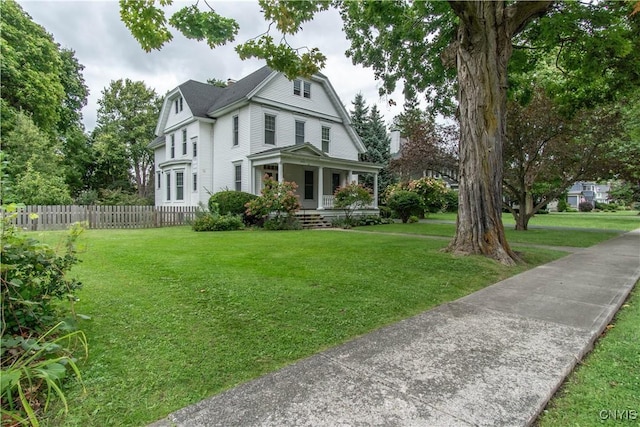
[18,0,405,131]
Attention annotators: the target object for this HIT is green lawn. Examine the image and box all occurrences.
[363,223,622,248]
[427,210,640,231]
[43,227,565,426]
[537,284,640,426]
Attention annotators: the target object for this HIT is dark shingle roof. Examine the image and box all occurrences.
[206,66,274,115]
[178,80,225,118]
[176,66,274,119]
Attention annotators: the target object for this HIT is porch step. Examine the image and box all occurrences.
[296,213,333,229]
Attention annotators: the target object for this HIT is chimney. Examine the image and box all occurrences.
[227,78,236,86]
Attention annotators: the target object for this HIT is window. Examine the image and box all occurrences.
[332,173,340,193]
[166,174,171,200]
[304,170,314,200]
[174,96,183,114]
[321,126,330,153]
[303,81,311,99]
[157,172,161,190]
[264,114,276,145]
[295,120,305,145]
[192,139,197,157]
[293,79,311,99]
[170,134,175,158]
[176,172,184,201]
[234,164,242,191]
[193,173,197,192]
[182,129,187,155]
[233,115,239,146]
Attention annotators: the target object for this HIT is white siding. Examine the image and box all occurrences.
[165,94,192,130]
[212,106,251,194]
[248,104,359,160]
[254,74,338,118]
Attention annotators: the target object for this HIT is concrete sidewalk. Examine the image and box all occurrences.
[151,230,640,427]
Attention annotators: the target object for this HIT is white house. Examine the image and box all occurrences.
[150,65,381,214]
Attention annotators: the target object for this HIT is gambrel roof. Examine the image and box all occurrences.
[154,65,365,153]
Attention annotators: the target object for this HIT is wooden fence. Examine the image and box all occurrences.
[6,205,198,231]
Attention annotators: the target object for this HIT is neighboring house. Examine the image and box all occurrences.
[388,129,459,189]
[150,65,381,214]
[566,181,611,208]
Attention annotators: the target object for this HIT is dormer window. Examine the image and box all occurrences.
[293,79,311,99]
[174,96,183,114]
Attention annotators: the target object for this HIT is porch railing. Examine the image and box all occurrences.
[320,195,376,210]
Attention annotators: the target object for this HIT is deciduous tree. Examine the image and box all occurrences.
[503,88,622,230]
[92,79,161,199]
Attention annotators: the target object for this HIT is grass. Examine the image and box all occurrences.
[363,223,622,248]
[426,210,640,231]
[537,284,640,426]
[40,227,566,426]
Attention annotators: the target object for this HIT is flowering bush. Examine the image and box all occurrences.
[384,177,453,214]
[245,175,301,224]
[333,182,373,227]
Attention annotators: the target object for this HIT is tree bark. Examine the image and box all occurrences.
[446,1,552,264]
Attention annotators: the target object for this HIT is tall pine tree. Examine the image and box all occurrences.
[349,95,394,202]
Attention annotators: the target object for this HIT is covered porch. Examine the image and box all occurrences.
[247,143,382,214]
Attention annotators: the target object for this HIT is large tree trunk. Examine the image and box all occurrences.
[446,2,517,264]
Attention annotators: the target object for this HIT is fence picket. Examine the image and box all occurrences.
[3,205,197,231]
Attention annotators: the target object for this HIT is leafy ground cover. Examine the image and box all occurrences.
[537,284,639,426]
[40,227,564,426]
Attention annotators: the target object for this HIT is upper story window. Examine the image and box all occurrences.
[170,134,175,159]
[174,96,183,114]
[182,129,187,155]
[233,115,239,146]
[295,120,305,145]
[265,114,276,145]
[293,79,311,99]
[192,138,198,157]
[321,126,330,153]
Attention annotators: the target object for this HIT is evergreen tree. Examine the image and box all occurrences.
[349,93,369,146]
[349,95,394,202]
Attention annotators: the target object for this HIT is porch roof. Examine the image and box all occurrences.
[247,143,382,174]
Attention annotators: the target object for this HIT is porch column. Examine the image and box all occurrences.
[373,172,379,208]
[250,160,255,194]
[348,170,353,184]
[277,161,284,183]
[317,166,324,210]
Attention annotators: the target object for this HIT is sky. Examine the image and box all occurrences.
[18,0,406,133]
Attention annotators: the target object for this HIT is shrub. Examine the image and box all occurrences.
[443,190,459,213]
[387,190,422,223]
[246,175,301,227]
[384,177,454,215]
[1,205,84,335]
[378,205,392,218]
[1,204,88,424]
[408,215,419,223]
[209,191,257,216]
[557,198,569,212]
[334,183,373,225]
[579,201,594,212]
[192,213,244,231]
[263,216,302,230]
[350,215,393,227]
